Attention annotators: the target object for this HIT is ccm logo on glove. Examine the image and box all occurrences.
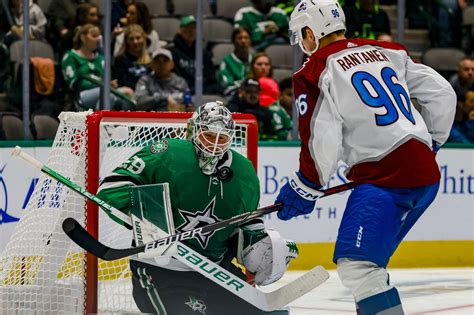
[289,174,322,201]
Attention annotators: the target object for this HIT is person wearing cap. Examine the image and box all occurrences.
[234,0,289,51]
[228,78,288,140]
[134,48,192,112]
[170,15,221,94]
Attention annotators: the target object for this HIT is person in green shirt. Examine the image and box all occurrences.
[61,24,133,110]
[234,0,289,51]
[217,27,254,96]
[97,102,297,314]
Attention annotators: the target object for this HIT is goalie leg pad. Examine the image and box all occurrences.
[239,230,298,286]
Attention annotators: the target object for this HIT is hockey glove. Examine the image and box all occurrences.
[275,171,323,221]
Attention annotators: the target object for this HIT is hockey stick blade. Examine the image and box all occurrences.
[63,218,142,260]
[265,265,329,310]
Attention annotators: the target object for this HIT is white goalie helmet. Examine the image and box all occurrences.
[289,0,346,55]
[188,101,235,175]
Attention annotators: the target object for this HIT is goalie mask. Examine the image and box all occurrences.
[289,0,346,56]
[188,101,235,175]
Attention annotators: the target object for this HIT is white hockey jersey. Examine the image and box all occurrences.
[293,39,456,188]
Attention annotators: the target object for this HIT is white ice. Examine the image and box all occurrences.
[265,268,474,314]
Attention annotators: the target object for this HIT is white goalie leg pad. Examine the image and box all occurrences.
[240,229,298,286]
[336,258,392,302]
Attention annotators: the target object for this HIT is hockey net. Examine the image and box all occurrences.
[0,110,258,314]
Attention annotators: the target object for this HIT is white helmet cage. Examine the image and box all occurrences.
[289,0,346,55]
[187,101,236,175]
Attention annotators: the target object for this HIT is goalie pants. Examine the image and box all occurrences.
[130,260,281,315]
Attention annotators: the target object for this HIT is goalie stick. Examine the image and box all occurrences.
[12,146,356,260]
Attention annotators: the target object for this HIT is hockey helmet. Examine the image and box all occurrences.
[187,101,235,175]
[289,0,346,55]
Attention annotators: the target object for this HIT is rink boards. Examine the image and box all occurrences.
[0,142,472,269]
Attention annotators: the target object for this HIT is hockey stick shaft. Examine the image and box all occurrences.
[11,146,133,228]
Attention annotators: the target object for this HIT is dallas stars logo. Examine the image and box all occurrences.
[185,296,207,314]
[176,197,219,248]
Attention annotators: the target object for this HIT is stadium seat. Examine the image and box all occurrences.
[463,6,474,25]
[193,94,226,105]
[421,48,465,78]
[0,112,24,140]
[265,44,293,69]
[9,40,55,63]
[273,68,293,83]
[32,114,59,140]
[138,0,168,16]
[211,43,234,66]
[203,18,233,44]
[36,0,52,12]
[171,0,212,16]
[152,17,180,42]
[219,0,253,20]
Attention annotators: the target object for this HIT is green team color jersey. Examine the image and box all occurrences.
[97,139,262,263]
[61,50,105,91]
[234,6,289,45]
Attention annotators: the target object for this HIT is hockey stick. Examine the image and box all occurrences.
[12,146,356,260]
[163,242,328,311]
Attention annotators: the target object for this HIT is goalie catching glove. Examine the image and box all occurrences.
[276,171,323,220]
[237,229,298,286]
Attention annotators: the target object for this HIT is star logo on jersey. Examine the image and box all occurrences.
[176,197,220,248]
[185,296,207,314]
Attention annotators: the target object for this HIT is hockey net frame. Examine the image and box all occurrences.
[0,110,258,314]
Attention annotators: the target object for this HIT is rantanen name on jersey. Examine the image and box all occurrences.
[336,48,390,71]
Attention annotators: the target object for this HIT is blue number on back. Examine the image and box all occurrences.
[351,67,415,126]
[332,9,340,17]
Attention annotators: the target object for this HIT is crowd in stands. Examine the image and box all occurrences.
[0,0,473,143]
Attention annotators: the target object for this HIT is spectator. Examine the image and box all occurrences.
[61,24,133,110]
[67,3,102,52]
[458,0,474,9]
[170,15,220,94]
[450,57,474,100]
[377,32,393,42]
[4,0,47,47]
[113,24,151,92]
[278,77,293,117]
[344,0,391,39]
[134,48,192,112]
[449,90,474,142]
[234,0,289,51]
[249,52,279,107]
[227,78,274,138]
[46,0,85,53]
[113,2,160,57]
[111,0,132,30]
[217,27,254,96]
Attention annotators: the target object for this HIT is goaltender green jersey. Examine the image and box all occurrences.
[97,138,263,264]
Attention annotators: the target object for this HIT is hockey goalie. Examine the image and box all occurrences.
[96,102,298,314]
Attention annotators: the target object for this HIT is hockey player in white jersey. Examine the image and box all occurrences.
[275,1,456,314]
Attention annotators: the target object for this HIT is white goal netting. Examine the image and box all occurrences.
[0,111,256,314]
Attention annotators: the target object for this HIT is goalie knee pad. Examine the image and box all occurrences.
[238,230,298,286]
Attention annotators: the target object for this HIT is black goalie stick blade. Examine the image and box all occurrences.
[62,218,143,260]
